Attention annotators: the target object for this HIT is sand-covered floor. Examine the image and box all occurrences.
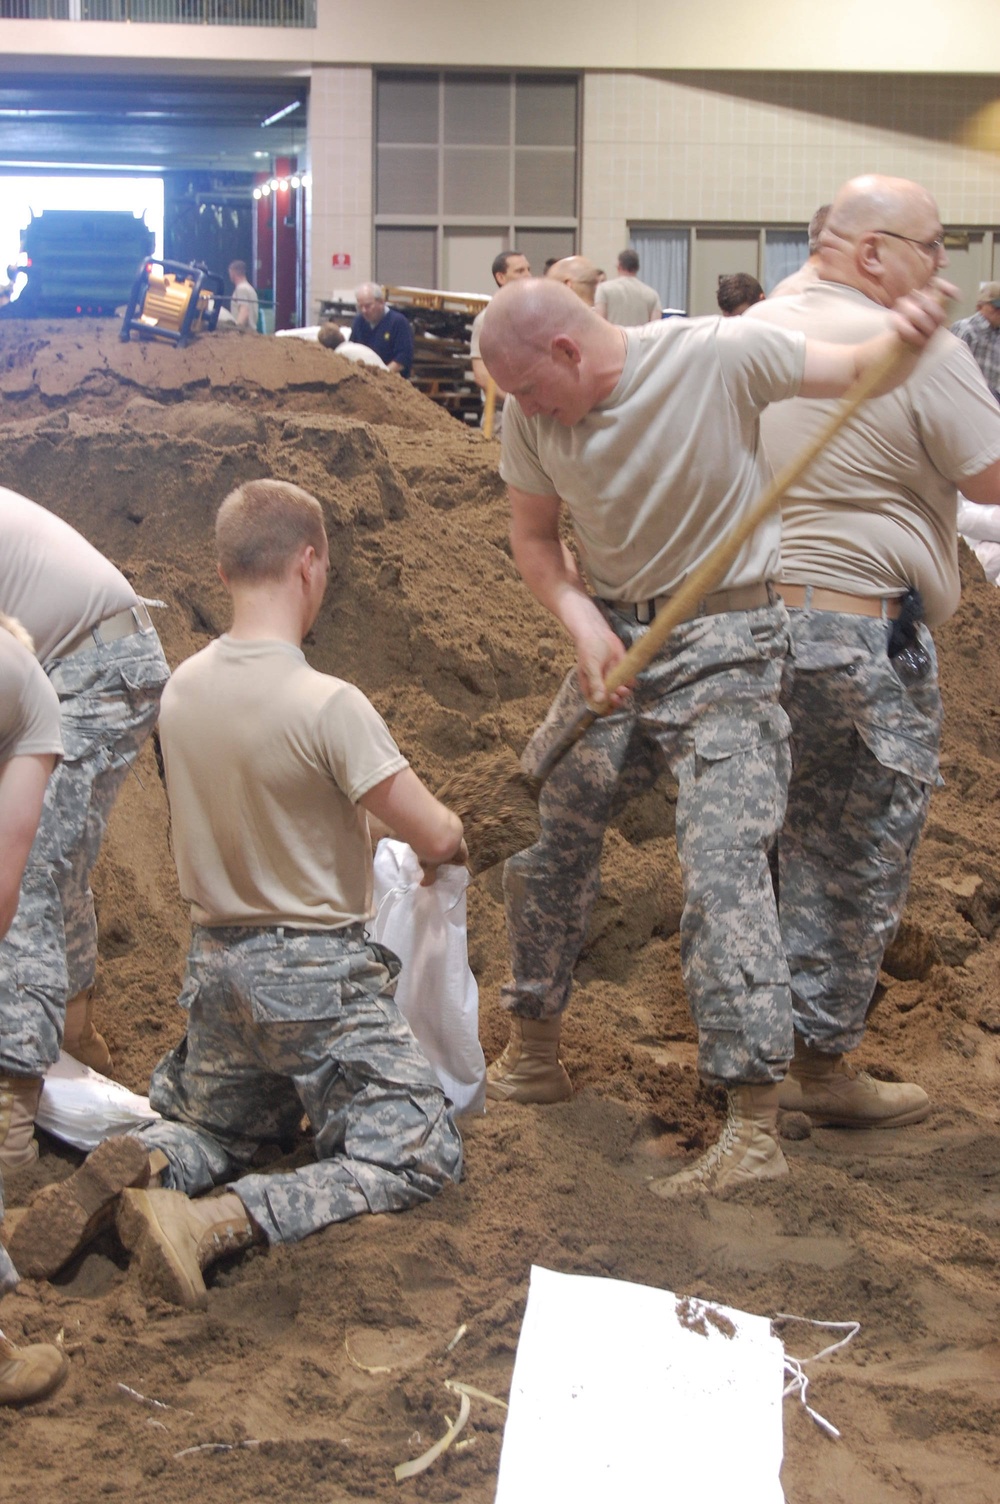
[1,319,998,1503]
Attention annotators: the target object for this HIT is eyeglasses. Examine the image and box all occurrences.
[875,230,946,256]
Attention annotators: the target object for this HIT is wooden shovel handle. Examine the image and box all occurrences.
[597,334,908,703]
[483,376,498,440]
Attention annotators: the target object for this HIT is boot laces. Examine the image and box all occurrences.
[203,1225,235,1259]
[834,1058,879,1088]
[685,1104,741,1183]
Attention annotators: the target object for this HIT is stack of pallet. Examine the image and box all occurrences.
[318,286,489,425]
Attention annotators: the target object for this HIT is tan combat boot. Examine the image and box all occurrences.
[63,987,113,1075]
[650,1084,789,1199]
[0,1330,69,1406]
[0,1074,43,1170]
[116,1189,258,1310]
[8,1134,152,1279]
[146,1149,170,1188]
[486,1017,573,1104]
[778,1039,930,1127]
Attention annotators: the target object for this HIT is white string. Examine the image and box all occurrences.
[772,1313,861,1440]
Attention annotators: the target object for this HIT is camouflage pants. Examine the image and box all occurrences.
[0,627,170,1077]
[132,924,463,1245]
[503,603,794,1086]
[779,609,941,1054]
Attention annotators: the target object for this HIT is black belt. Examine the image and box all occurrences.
[602,582,775,626]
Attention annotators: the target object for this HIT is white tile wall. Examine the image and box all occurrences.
[581,71,1000,272]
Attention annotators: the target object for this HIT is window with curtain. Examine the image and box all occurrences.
[764,231,809,292]
[630,229,689,313]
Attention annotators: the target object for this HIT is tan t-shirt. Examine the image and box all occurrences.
[747,281,1000,626]
[231,281,259,331]
[0,629,63,765]
[500,315,806,601]
[595,276,663,327]
[159,637,408,930]
[0,487,138,664]
[768,260,820,300]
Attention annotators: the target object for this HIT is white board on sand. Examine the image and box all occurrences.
[495,1265,785,1504]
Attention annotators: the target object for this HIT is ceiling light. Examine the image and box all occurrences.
[260,100,301,128]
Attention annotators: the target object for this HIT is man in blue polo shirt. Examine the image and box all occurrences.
[349,283,414,378]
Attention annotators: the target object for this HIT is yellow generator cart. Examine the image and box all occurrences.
[120,259,224,348]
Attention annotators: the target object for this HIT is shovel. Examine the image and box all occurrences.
[440,330,917,869]
[483,375,499,440]
[532,333,913,779]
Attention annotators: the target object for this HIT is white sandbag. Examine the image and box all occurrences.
[496,1266,786,1504]
[37,1051,160,1152]
[371,840,486,1117]
[957,496,1000,545]
[958,496,1000,585]
[0,1242,18,1294]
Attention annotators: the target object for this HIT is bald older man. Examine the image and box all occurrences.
[746,174,1000,1131]
[349,283,414,377]
[545,256,602,308]
[478,274,950,1196]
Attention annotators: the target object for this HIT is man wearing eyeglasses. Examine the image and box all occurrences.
[747,174,1000,1132]
[950,282,1000,403]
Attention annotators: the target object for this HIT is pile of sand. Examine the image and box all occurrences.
[1,319,998,1503]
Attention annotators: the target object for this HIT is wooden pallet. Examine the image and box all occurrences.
[318,287,488,426]
[386,285,489,318]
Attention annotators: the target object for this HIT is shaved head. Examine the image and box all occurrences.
[818,174,946,306]
[479,279,624,426]
[545,255,602,307]
[482,278,594,365]
[825,175,938,242]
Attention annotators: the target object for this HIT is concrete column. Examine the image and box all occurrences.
[305,64,373,321]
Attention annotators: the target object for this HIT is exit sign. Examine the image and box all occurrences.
[331,253,352,268]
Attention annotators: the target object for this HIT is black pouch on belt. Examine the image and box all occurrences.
[886,587,931,686]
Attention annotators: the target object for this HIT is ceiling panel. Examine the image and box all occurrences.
[0,73,308,171]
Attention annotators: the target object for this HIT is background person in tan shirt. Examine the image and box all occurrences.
[594,248,662,326]
[469,249,532,433]
[545,254,602,308]
[11,480,465,1311]
[0,615,68,1407]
